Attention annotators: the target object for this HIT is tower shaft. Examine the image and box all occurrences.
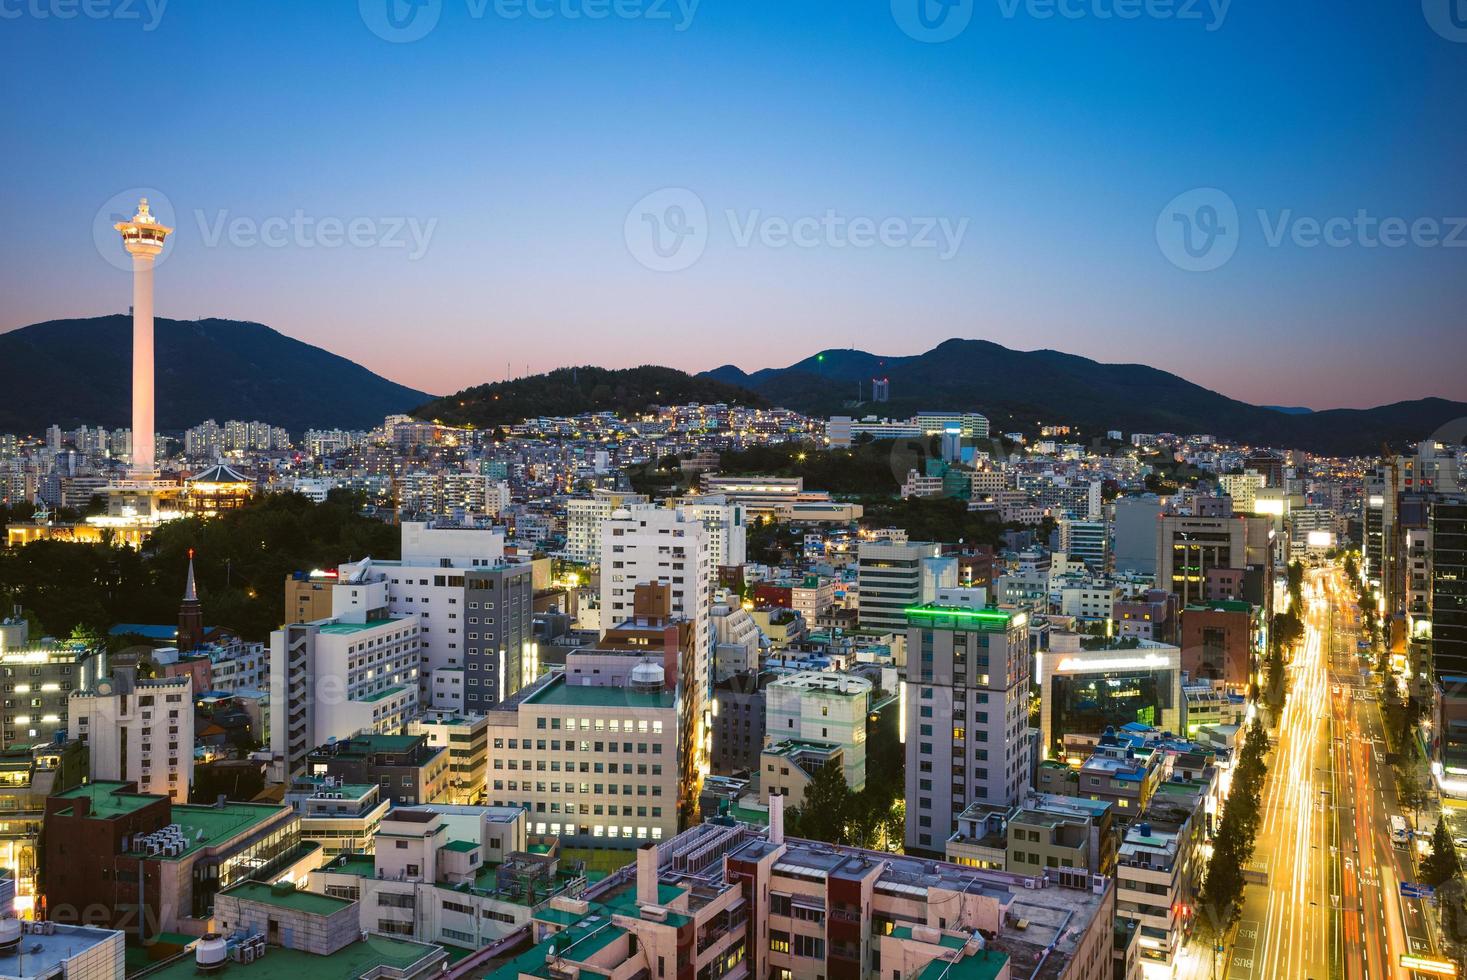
[131,251,156,478]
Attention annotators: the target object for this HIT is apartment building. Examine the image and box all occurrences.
[946,792,1117,878]
[1114,781,1208,973]
[0,620,106,749]
[486,668,681,845]
[903,605,1033,853]
[565,489,650,564]
[267,613,419,781]
[70,673,195,802]
[304,733,451,807]
[764,671,871,791]
[408,710,490,804]
[284,775,391,857]
[333,521,533,712]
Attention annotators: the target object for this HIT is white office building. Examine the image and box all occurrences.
[71,673,195,802]
[764,671,872,791]
[268,567,421,780]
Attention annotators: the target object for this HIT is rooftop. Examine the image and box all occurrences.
[0,924,120,978]
[51,781,159,819]
[518,674,675,710]
[318,617,410,636]
[145,801,289,859]
[221,880,353,917]
[143,936,444,980]
[904,604,1023,632]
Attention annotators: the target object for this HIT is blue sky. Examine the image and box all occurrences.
[2,0,1464,408]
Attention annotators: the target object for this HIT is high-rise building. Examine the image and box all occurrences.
[71,673,195,803]
[856,539,943,633]
[600,504,712,699]
[1,618,107,750]
[268,567,421,781]
[564,489,649,564]
[904,604,1033,853]
[333,521,532,712]
[1059,517,1109,572]
[1431,499,1467,782]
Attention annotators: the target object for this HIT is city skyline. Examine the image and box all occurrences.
[2,2,1465,410]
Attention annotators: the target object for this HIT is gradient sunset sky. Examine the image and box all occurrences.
[2,0,1464,409]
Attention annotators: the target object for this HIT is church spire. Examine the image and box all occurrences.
[178,548,204,652]
[184,548,198,602]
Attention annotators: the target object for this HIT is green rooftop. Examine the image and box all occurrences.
[318,617,409,636]
[443,839,479,853]
[891,926,967,950]
[134,801,288,859]
[144,936,443,980]
[52,781,159,819]
[315,733,424,757]
[904,604,1019,632]
[220,880,352,917]
[523,676,675,709]
[321,853,378,878]
[917,949,1009,980]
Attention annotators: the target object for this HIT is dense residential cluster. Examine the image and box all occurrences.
[9,379,1455,979]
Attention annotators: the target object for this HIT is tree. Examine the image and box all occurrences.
[1197,719,1270,943]
[787,763,853,845]
[1423,819,1461,887]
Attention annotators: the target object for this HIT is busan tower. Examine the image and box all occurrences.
[114,198,172,479]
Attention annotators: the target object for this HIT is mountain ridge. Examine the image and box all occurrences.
[0,315,432,434]
[701,339,1466,455]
